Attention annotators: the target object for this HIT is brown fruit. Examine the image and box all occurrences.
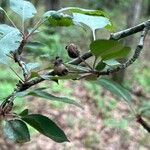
[65,43,80,58]
[53,57,68,76]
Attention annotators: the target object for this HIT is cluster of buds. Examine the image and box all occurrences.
[53,43,80,76]
[53,56,68,76]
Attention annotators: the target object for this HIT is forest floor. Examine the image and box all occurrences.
[0,36,150,150]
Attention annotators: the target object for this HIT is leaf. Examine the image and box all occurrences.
[62,7,113,31]
[43,11,74,26]
[65,64,89,72]
[95,59,120,70]
[28,90,83,109]
[79,73,98,81]
[0,24,22,64]
[16,89,82,108]
[19,109,29,116]
[90,39,131,60]
[103,59,120,66]
[40,74,80,80]
[73,13,111,31]
[22,114,69,143]
[9,0,37,22]
[3,119,30,143]
[95,61,106,71]
[59,7,110,20]
[96,78,132,102]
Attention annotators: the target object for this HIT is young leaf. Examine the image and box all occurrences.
[96,78,132,102]
[22,114,69,143]
[3,119,30,143]
[9,0,37,22]
[90,39,131,60]
[43,11,74,26]
[28,90,83,109]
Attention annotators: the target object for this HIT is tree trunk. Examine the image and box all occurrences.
[112,0,143,84]
[148,0,150,16]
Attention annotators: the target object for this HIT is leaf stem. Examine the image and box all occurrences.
[92,30,96,41]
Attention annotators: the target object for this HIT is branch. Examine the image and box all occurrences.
[18,20,150,91]
[98,26,149,75]
[14,39,28,81]
[69,20,150,64]
[136,114,150,133]
[1,20,150,106]
[110,20,150,40]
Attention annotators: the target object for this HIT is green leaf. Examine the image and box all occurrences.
[103,59,120,67]
[96,78,132,102]
[43,11,74,26]
[90,39,131,60]
[79,73,98,81]
[19,109,29,116]
[65,64,89,72]
[95,61,106,71]
[9,0,37,22]
[40,74,80,80]
[22,114,69,143]
[28,90,83,109]
[0,24,22,64]
[16,89,82,108]
[60,7,113,31]
[3,119,30,143]
[73,13,111,31]
[59,7,109,18]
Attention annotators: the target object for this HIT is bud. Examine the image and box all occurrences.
[65,43,80,58]
[53,57,68,76]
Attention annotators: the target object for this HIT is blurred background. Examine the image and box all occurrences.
[0,0,150,149]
